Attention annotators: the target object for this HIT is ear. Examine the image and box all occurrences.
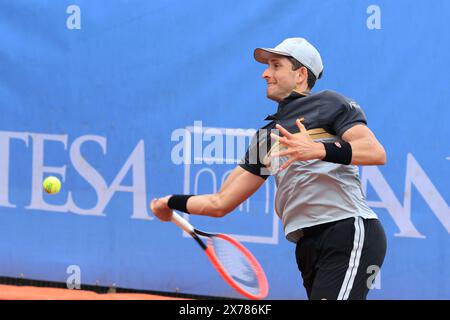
[295,67,308,85]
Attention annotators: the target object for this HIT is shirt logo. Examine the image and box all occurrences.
[349,101,361,110]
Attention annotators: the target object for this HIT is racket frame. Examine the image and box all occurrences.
[171,211,269,300]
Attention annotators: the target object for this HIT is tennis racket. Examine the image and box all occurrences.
[153,205,269,300]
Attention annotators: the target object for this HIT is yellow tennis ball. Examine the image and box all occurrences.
[43,176,61,194]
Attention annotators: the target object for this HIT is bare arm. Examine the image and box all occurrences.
[187,166,266,217]
[341,124,386,165]
[219,165,248,191]
[269,120,386,171]
[151,166,266,220]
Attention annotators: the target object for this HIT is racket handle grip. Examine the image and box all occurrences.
[171,211,194,234]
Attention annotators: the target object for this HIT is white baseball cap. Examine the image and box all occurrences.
[254,37,324,79]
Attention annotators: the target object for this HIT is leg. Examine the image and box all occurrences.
[346,219,387,299]
[309,217,387,300]
[295,236,319,299]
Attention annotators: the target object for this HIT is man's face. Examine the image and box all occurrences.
[262,56,299,102]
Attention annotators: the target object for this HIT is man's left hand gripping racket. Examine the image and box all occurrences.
[151,205,269,300]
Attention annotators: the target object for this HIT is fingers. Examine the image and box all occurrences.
[275,124,293,139]
[150,197,164,212]
[274,119,306,140]
[270,149,294,158]
[150,198,173,222]
[276,157,296,173]
[150,199,156,212]
[270,133,291,147]
[296,118,307,134]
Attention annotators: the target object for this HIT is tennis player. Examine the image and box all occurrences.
[152,37,387,300]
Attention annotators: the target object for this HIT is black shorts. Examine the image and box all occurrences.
[295,217,387,300]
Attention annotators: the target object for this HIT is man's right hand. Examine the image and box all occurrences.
[150,195,173,222]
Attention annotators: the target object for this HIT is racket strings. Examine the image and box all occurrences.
[210,237,260,296]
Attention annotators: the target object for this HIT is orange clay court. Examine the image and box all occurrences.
[0,284,187,300]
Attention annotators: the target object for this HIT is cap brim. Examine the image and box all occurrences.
[254,48,292,64]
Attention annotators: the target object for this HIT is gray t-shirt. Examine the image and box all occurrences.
[239,90,378,243]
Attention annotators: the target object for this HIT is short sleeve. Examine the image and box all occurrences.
[333,100,367,137]
[238,129,271,179]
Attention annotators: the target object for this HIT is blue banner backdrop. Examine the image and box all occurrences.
[0,0,449,299]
